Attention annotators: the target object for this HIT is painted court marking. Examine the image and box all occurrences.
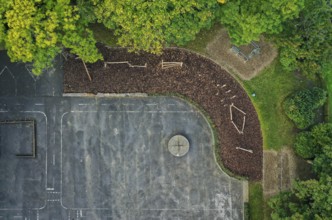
[0,99,244,219]
[58,108,236,219]
[0,110,48,211]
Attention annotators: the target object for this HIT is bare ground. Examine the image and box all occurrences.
[263,147,315,197]
[205,29,278,80]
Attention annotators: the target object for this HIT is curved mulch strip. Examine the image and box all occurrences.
[63,46,263,180]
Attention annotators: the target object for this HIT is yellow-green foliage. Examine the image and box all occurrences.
[94,0,220,54]
[1,0,102,75]
[220,0,304,46]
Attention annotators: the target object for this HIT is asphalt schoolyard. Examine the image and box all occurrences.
[0,52,244,220]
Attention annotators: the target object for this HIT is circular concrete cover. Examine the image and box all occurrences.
[168,135,190,157]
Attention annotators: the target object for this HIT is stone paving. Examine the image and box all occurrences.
[0,52,244,220]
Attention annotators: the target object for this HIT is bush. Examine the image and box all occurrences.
[294,131,315,159]
[283,87,327,129]
[294,123,332,175]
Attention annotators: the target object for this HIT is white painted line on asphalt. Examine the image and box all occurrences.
[138,208,234,211]
[0,66,17,95]
[20,111,48,192]
[228,179,233,220]
[53,154,55,165]
[35,103,44,106]
[25,178,40,181]
[60,112,69,210]
[70,110,197,113]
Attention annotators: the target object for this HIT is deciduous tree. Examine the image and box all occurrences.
[94,0,220,54]
[270,123,332,219]
[0,0,102,75]
[219,0,304,45]
[269,176,332,219]
[274,0,332,78]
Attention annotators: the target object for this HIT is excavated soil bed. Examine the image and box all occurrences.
[63,46,263,180]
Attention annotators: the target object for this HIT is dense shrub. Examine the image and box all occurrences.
[294,131,315,159]
[311,123,332,175]
[294,123,332,160]
[283,87,327,129]
[270,123,332,219]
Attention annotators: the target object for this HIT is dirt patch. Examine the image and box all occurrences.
[263,148,315,197]
[205,29,278,80]
[63,46,263,180]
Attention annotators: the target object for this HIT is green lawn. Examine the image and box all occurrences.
[248,182,264,220]
[242,62,308,150]
[248,182,272,220]
[322,63,332,122]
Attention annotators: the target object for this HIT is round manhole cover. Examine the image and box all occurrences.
[168,135,190,157]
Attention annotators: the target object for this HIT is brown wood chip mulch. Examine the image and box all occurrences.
[63,46,263,180]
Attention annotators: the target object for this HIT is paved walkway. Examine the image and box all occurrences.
[0,52,244,219]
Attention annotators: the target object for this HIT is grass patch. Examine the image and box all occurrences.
[184,23,222,54]
[242,61,309,150]
[249,182,273,220]
[322,62,332,122]
[89,23,118,47]
[248,182,264,220]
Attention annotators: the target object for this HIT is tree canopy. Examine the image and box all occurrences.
[0,0,102,75]
[283,87,327,129]
[269,176,332,219]
[273,0,332,78]
[94,0,220,54]
[0,0,223,74]
[219,0,304,45]
[0,0,330,77]
[269,123,332,219]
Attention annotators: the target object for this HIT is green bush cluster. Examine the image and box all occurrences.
[269,123,332,219]
[283,87,327,129]
[294,123,332,162]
